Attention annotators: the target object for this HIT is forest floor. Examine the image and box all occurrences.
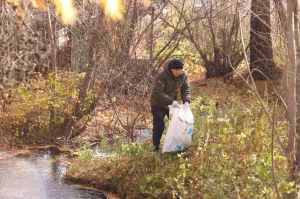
[188,70,282,102]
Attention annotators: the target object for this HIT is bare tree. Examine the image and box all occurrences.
[160,0,248,81]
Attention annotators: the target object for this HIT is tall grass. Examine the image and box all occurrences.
[65,94,289,198]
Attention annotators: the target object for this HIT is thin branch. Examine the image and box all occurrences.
[271,95,281,199]
[111,100,129,132]
[129,0,170,58]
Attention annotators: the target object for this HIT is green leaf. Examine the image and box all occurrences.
[146,176,152,183]
[169,168,176,173]
[289,181,295,186]
[154,188,162,196]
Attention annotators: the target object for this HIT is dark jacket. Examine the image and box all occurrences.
[150,59,191,109]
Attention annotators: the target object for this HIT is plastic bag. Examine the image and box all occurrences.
[162,105,194,153]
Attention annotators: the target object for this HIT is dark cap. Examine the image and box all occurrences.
[169,58,184,69]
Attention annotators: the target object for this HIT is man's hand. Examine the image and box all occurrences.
[184,102,190,108]
[172,101,180,108]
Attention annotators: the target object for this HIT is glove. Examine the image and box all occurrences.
[184,102,190,108]
[172,101,180,108]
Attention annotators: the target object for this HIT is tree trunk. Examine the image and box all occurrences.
[47,4,56,130]
[294,0,300,197]
[286,0,297,198]
[295,0,300,134]
[250,0,280,80]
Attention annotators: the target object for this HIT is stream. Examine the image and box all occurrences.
[0,129,153,199]
[0,147,107,199]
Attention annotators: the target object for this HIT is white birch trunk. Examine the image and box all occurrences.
[47,4,56,129]
[286,0,297,198]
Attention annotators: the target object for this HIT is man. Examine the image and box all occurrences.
[150,58,191,151]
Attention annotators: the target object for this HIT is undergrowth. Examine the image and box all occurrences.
[65,94,290,198]
[0,71,96,144]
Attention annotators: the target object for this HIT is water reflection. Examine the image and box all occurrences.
[0,147,107,199]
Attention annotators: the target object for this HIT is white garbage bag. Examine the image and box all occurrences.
[162,104,194,153]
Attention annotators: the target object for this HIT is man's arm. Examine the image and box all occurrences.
[152,73,174,105]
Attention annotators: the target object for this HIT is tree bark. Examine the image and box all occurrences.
[286,0,297,198]
[250,0,280,80]
[47,4,56,130]
[294,0,300,197]
[295,0,300,134]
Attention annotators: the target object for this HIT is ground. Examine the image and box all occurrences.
[189,71,282,103]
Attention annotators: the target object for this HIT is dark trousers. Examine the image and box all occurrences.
[151,106,169,150]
